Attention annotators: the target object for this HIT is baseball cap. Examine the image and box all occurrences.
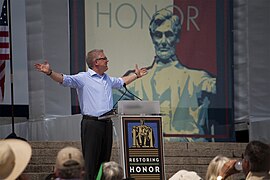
[0,139,32,180]
[55,146,84,170]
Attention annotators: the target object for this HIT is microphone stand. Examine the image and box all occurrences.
[123,83,142,101]
[113,87,127,109]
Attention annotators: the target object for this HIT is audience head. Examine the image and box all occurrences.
[242,140,270,175]
[205,155,230,180]
[55,146,85,179]
[169,169,202,180]
[0,139,32,180]
[97,161,124,180]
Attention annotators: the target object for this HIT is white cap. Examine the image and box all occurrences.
[169,170,202,180]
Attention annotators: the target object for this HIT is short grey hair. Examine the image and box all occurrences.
[102,161,124,180]
[86,49,103,69]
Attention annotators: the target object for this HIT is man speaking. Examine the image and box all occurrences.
[35,49,147,179]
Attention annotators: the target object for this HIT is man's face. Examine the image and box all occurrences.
[95,52,109,73]
[151,20,179,61]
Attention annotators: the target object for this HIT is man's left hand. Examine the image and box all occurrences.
[135,64,148,78]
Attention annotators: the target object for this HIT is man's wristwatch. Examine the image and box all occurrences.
[47,69,52,76]
[134,72,139,78]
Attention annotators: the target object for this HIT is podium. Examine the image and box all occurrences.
[112,100,165,180]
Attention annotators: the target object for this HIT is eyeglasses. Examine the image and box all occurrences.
[95,57,108,61]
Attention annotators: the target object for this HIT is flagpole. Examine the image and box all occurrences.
[4,0,25,140]
[6,0,16,138]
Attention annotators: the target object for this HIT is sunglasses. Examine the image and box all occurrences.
[96,57,108,61]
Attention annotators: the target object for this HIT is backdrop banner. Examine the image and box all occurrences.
[84,0,234,142]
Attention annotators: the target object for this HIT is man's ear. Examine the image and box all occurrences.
[242,159,250,176]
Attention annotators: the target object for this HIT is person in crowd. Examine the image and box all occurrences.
[169,169,202,180]
[206,155,235,180]
[34,49,148,180]
[218,140,270,180]
[54,146,85,180]
[0,139,32,180]
[96,161,124,180]
[123,8,216,142]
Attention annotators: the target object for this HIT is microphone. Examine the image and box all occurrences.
[123,83,142,101]
[113,86,127,109]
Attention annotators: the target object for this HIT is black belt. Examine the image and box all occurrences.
[82,115,111,123]
[83,109,116,120]
[82,115,98,120]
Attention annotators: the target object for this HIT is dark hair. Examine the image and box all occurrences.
[244,140,270,172]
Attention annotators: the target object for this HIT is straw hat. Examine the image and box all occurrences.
[0,139,32,180]
[55,146,84,170]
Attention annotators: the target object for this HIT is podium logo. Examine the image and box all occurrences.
[131,119,154,148]
[124,117,165,179]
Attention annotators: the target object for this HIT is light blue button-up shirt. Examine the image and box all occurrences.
[62,69,124,116]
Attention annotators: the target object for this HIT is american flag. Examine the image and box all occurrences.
[0,0,9,102]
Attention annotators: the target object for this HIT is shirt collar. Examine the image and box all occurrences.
[88,68,97,76]
[88,68,106,78]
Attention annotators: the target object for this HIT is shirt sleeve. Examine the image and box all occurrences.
[110,77,124,89]
[62,73,84,89]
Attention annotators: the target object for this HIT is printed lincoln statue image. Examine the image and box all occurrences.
[132,119,154,148]
[120,8,216,142]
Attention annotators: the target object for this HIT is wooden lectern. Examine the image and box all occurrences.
[112,100,165,180]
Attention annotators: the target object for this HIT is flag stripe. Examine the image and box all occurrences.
[0,31,8,37]
[0,42,9,48]
[0,54,9,59]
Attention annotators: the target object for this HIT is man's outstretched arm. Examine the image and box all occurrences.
[34,61,64,83]
[122,64,147,85]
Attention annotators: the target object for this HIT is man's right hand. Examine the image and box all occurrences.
[34,61,51,75]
